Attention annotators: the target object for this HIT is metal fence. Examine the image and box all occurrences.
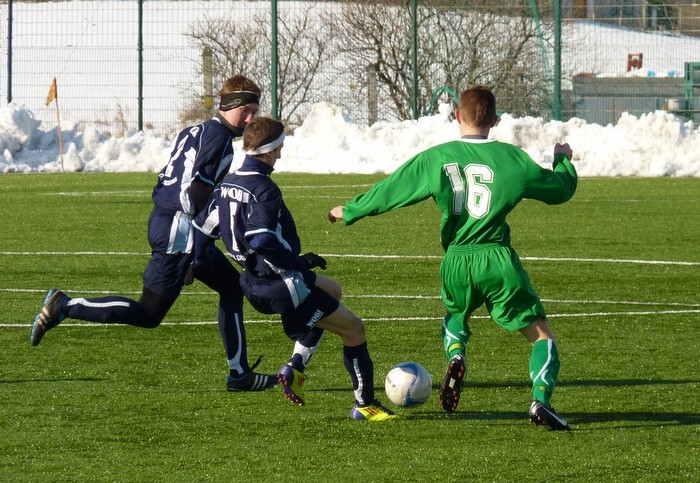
[2,0,700,138]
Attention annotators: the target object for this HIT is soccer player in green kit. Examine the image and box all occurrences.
[328,85,577,430]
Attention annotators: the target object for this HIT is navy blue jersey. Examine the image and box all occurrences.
[194,156,308,277]
[152,117,239,216]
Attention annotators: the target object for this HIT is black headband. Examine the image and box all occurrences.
[219,91,260,111]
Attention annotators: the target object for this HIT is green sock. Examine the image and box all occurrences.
[529,339,560,406]
[442,313,470,359]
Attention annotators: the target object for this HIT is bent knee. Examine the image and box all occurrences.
[349,315,366,336]
[138,315,164,329]
[328,284,343,301]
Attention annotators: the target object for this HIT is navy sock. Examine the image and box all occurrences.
[343,342,374,406]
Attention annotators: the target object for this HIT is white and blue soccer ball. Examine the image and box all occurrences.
[384,362,432,407]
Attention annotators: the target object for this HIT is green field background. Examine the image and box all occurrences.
[1,173,698,481]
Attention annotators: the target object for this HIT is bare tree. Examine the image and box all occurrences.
[186,7,334,128]
[323,0,553,120]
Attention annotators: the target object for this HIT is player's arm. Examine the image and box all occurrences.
[246,198,326,271]
[190,179,214,213]
[328,154,431,225]
[248,232,326,271]
[524,143,578,204]
[188,195,221,284]
[190,123,232,212]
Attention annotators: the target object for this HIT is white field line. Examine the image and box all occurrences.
[0,251,697,266]
[47,184,376,197]
[2,251,697,327]
[2,309,699,328]
[3,288,699,308]
[2,287,698,328]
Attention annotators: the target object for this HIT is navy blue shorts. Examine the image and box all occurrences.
[240,269,340,341]
[142,207,242,301]
[142,208,192,297]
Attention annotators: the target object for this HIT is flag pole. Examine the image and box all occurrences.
[45,77,64,171]
[55,95,64,171]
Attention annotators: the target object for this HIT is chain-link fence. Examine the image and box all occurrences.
[2,0,700,138]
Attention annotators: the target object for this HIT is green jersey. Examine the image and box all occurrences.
[342,138,577,251]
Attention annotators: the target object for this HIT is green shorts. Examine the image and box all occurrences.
[440,244,546,332]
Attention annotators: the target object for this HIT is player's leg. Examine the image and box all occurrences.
[439,312,468,413]
[314,273,342,301]
[288,328,325,371]
[195,246,276,392]
[63,243,187,328]
[313,302,397,421]
[486,247,569,430]
[30,207,186,345]
[520,318,559,405]
[520,319,569,430]
[438,251,479,412]
[277,285,340,406]
[284,272,334,372]
[30,268,179,346]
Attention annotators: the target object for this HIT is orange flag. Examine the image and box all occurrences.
[45,77,57,106]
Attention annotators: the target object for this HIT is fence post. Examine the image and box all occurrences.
[411,0,418,120]
[138,0,143,131]
[202,46,214,117]
[271,0,279,120]
[553,0,562,120]
[367,63,378,126]
[6,0,13,103]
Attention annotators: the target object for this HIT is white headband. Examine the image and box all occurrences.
[245,133,285,155]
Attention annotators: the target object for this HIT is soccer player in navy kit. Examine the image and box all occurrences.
[193,117,397,421]
[31,75,276,392]
[329,86,577,430]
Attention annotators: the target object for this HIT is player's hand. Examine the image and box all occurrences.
[300,252,327,270]
[554,142,573,160]
[184,261,197,285]
[184,259,209,285]
[328,206,344,223]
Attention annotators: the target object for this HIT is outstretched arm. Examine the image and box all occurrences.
[327,153,431,226]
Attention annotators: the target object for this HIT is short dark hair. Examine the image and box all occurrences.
[243,117,285,153]
[458,85,497,129]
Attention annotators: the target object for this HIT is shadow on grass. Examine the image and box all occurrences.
[404,378,700,427]
[406,409,700,427]
[429,378,700,390]
[0,377,104,384]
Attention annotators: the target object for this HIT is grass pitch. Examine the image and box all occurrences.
[1,173,698,481]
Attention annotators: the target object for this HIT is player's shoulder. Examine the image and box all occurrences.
[229,171,280,198]
[201,117,231,136]
[485,140,533,161]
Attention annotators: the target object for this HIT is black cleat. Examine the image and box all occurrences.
[30,289,68,346]
[227,371,277,392]
[529,400,571,431]
[439,354,466,412]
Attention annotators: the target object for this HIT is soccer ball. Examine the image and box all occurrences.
[384,362,432,407]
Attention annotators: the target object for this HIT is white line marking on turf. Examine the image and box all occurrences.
[49,190,151,196]
[4,287,699,309]
[281,184,375,189]
[4,288,698,308]
[0,251,147,256]
[0,251,697,266]
[3,309,699,328]
[48,185,375,197]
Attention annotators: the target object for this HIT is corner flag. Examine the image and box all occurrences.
[45,77,57,106]
[45,77,64,170]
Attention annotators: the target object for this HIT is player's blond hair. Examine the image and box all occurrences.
[219,75,261,97]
